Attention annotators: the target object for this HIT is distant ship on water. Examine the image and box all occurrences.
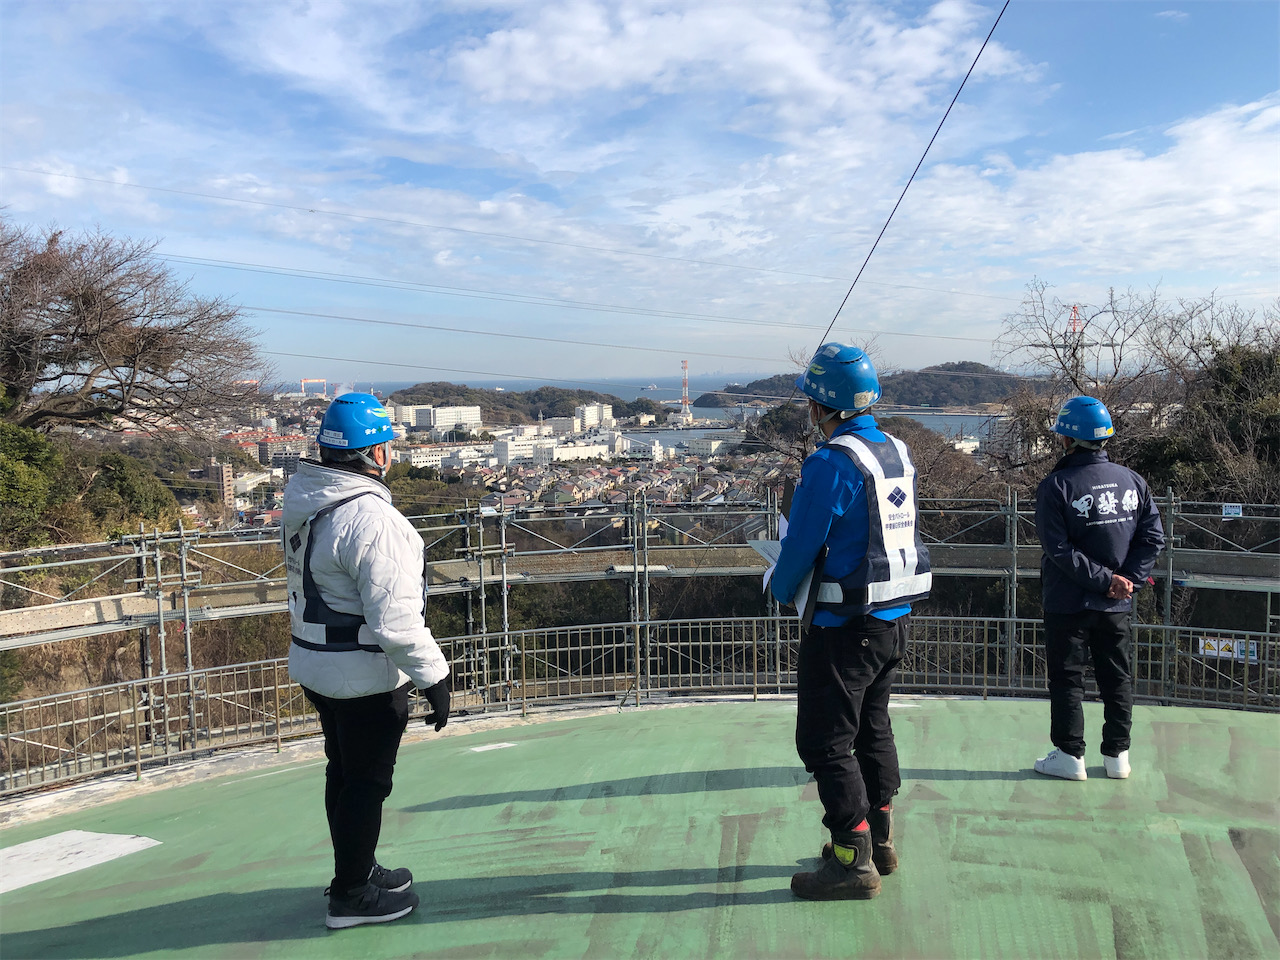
[642,383,659,390]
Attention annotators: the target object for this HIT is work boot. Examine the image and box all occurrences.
[1103,750,1131,779]
[792,831,881,901]
[325,882,419,929]
[369,863,413,892]
[866,805,899,874]
[820,806,898,874]
[1034,747,1087,781]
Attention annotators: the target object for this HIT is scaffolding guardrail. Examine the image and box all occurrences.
[2,615,1274,797]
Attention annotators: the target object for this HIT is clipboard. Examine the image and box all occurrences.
[749,477,828,629]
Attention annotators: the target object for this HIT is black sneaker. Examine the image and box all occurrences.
[326,882,419,929]
[369,863,413,893]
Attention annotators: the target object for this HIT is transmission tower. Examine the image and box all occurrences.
[1031,305,1116,389]
[680,360,692,423]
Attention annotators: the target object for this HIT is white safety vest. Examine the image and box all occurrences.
[820,432,932,614]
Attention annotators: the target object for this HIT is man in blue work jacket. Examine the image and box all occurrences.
[771,342,931,901]
[1033,396,1164,782]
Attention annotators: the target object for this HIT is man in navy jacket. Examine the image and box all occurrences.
[1033,397,1164,781]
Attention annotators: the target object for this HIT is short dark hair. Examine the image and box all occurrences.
[319,443,379,469]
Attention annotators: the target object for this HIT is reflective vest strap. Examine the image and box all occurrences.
[817,431,931,615]
[292,635,384,654]
[292,491,381,652]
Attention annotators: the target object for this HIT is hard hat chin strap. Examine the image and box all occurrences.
[354,443,389,479]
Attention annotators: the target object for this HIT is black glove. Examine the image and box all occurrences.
[421,678,450,732]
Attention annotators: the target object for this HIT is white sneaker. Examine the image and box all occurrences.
[1034,748,1087,781]
[1103,751,1131,779]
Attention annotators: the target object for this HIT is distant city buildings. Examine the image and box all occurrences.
[390,403,483,436]
[205,458,234,505]
[575,402,614,429]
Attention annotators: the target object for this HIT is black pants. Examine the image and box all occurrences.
[1044,610,1133,759]
[304,683,410,894]
[795,615,906,845]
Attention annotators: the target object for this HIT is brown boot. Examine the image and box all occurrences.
[793,831,881,901]
[821,805,898,874]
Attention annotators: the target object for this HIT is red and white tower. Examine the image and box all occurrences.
[680,360,692,422]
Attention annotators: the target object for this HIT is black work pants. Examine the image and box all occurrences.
[795,615,906,845]
[304,683,410,894]
[1044,610,1133,758]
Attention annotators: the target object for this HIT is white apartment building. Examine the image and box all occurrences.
[543,416,579,435]
[494,436,540,465]
[574,403,614,429]
[431,405,484,434]
[390,403,483,434]
[391,403,434,427]
[536,441,611,465]
[688,433,742,458]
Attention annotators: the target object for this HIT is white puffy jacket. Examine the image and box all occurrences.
[284,460,450,698]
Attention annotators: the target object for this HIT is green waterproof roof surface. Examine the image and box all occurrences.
[1,697,1278,959]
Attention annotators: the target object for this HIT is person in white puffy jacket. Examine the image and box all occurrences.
[283,392,451,930]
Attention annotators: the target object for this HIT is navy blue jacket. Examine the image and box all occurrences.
[1034,449,1165,615]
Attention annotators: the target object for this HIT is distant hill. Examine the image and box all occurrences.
[693,374,796,407]
[696,362,1031,409]
[879,362,1027,407]
[388,381,663,425]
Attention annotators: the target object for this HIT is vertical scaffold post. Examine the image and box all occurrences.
[178,523,198,748]
[477,506,489,702]
[273,661,283,752]
[463,506,474,636]
[153,529,168,677]
[500,503,511,710]
[630,496,642,701]
[1162,487,1176,626]
[641,493,652,696]
[752,619,758,702]
[130,682,142,781]
[770,486,784,693]
[1161,487,1177,699]
[1009,489,1020,620]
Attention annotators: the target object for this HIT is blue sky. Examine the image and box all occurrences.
[2,0,1277,390]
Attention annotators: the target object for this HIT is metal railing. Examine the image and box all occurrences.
[4,495,1276,653]
[3,615,1274,797]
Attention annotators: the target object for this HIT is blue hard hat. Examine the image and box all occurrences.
[1052,396,1114,442]
[317,392,395,449]
[796,342,881,412]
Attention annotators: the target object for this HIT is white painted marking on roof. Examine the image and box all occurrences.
[470,742,518,753]
[240,760,327,781]
[0,830,161,894]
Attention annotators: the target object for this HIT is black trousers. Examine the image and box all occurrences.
[1044,610,1133,759]
[304,683,410,894]
[795,615,906,845]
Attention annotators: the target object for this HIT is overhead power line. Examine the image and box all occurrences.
[1,164,1021,305]
[246,305,1015,363]
[165,253,1001,344]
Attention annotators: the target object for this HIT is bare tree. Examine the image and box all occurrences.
[1,219,270,434]
[991,279,1279,499]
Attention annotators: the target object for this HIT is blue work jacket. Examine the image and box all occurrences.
[770,416,909,626]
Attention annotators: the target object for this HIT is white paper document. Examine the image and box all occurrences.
[748,539,815,617]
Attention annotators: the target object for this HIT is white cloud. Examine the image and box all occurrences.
[1156,10,1190,22]
[893,94,1280,285]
